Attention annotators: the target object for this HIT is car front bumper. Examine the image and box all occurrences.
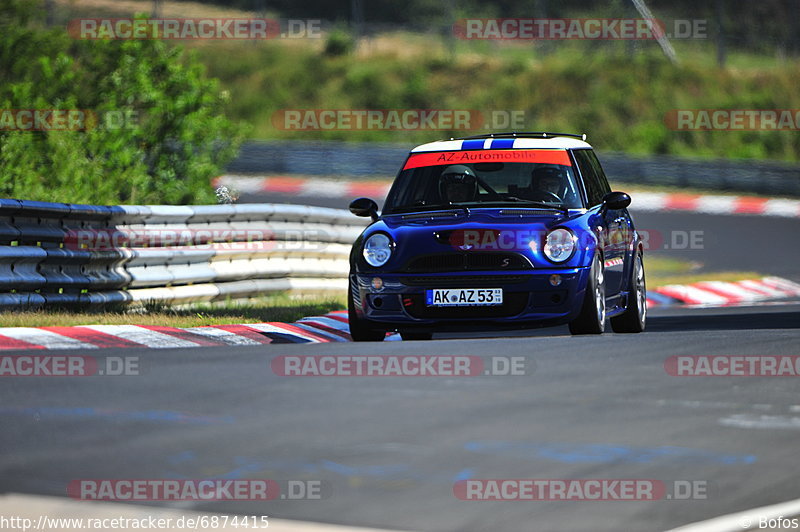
[351,267,591,330]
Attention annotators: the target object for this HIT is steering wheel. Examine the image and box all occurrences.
[528,190,562,203]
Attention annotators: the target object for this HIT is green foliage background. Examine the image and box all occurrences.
[0,0,246,204]
[198,38,800,161]
[187,0,799,56]
[2,0,799,209]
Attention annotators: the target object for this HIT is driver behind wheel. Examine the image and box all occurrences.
[531,166,568,200]
[439,165,478,203]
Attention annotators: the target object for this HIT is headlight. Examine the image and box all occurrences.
[363,233,393,267]
[543,228,576,263]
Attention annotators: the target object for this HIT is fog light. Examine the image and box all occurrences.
[549,274,562,287]
[371,277,384,291]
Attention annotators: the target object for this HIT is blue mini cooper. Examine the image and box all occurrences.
[347,132,646,341]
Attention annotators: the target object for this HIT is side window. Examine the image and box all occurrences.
[584,150,611,198]
[572,150,603,206]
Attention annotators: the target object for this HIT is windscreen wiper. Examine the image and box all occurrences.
[387,203,471,215]
[485,197,570,215]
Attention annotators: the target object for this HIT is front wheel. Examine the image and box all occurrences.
[611,249,646,333]
[569,253,606,335]
[348,285,386,342]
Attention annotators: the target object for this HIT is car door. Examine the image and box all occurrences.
[571,149,625,297]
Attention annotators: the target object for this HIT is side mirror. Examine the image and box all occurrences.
[602,191,631,211]
[349,197,379,222]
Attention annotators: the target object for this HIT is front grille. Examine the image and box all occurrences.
[405,252,532,272]
[467,253,529,270]
[407,254,464,272]
[401,275,529,287]
[405,292,529,319]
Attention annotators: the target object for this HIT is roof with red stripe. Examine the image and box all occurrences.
[403,149,571,170]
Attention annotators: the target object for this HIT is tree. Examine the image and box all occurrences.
[0,0,246,205]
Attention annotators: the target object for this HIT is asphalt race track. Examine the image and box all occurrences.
[1,189,798,532]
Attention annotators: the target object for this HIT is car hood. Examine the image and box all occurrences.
[359,209,594,270]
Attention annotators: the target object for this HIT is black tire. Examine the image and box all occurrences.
[611,249,646,333]
[348,284,386,342]
[400,331,433,341]
[569,253,606,335]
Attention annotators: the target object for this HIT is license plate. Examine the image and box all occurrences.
[425,288,503,307]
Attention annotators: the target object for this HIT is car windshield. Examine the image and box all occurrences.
[383,155,584,214]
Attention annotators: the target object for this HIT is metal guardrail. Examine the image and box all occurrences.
[0,200,368,309]
[227,140,800,197]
